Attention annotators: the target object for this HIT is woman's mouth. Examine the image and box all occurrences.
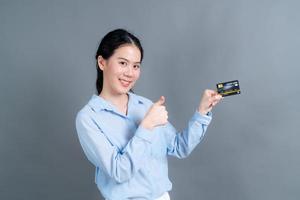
[119,79,132,87]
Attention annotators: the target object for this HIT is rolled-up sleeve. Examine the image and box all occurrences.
[75,111,155,183]
[165,110,212,158]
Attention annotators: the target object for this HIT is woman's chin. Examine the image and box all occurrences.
[115,87,132,95]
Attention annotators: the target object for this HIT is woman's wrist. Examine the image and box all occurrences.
[140,120,154,130]
[197,107,208,116]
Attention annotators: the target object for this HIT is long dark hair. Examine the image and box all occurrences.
[95,29,144,95]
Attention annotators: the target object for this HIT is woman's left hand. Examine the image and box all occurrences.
[197,89,223,115]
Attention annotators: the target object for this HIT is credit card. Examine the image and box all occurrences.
[216,80,241,97]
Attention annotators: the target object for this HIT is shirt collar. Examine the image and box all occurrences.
[87,91,144,113]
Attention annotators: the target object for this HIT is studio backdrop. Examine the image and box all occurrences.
[0,0,299,199]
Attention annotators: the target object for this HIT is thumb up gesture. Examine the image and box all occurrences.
[141,96,168,130]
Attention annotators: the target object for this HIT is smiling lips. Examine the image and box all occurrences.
[119,79,132,87]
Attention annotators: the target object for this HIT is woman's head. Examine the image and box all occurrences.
[95,29,144,95]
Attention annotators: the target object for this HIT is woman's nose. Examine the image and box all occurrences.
[124,66,134,76]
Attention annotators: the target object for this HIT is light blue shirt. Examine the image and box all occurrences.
[75,92,212,200]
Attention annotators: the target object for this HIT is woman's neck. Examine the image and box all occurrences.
[99,90,129,112]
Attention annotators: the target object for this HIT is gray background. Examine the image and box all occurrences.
[1,0,299,199]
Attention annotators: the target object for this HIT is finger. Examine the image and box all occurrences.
[212,98,222,106]
[209,97,214,103]
[212,99,220,106]
[214,94,222,100]
[206,89,218,96]
[212,97,221,104]
[212,91,220,97]
[163,106,167,112]
[155,96,165,105]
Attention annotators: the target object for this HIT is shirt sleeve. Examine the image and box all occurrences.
[75,111,155,184]
[164,110,212,158]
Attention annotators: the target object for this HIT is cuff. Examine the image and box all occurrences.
[192,110,212,125]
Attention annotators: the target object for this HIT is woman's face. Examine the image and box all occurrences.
[98,44,141,95]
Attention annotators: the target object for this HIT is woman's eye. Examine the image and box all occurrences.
[134,65,140,69]
[119,61,127,66]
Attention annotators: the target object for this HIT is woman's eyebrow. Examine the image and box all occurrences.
[117,57,141,64]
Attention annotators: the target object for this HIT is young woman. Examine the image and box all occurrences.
[75,29,222,200]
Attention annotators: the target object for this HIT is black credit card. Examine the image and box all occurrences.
[216,80,241,97]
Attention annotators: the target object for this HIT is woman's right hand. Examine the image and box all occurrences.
[141,96,168,130]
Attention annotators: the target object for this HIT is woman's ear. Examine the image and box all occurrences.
[97,55,106,71]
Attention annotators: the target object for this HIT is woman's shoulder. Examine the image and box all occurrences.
[75,94,102,121]
[75,103,94,123]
